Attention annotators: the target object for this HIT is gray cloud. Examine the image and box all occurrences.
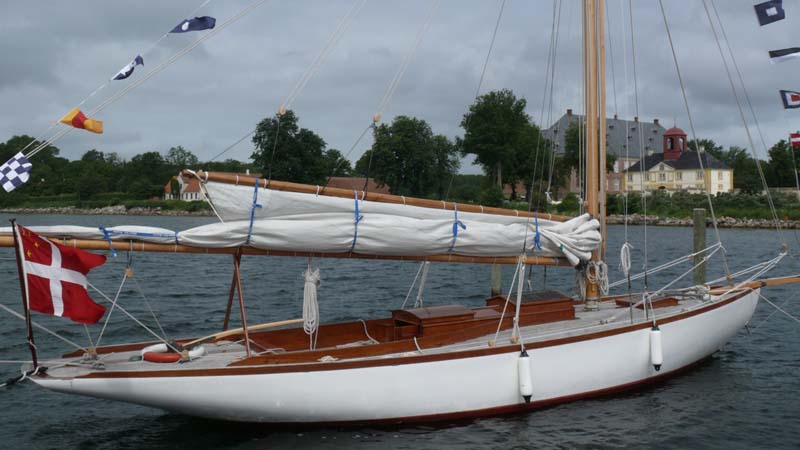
[0,0,796,175]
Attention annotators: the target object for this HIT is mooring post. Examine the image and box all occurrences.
[491,263,502,297]
[693,208,706,286]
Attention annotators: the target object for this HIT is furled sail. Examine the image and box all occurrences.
[0,176,602,265]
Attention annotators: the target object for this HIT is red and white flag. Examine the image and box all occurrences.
[15,225,107,324]
[790,132,800,148]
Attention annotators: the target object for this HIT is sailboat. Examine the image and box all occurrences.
[0,0,796,424]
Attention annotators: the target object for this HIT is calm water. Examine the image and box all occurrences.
[0,213,798,450]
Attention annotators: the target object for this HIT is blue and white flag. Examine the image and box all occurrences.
[111,55,144,81]
[0,152,32,192]
[755,0,785,26]
[769,47,800,64]
[170,16,216,33]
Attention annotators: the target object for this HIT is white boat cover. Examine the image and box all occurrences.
[0,181,602,265]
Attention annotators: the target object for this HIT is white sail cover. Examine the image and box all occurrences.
[0,181,601,265]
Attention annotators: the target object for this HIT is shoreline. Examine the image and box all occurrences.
[0,205,214,217]
[1,207,795,229]
[605,214,798,229]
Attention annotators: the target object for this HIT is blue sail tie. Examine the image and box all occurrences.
[349,191,364,253]
[448,204,467,252]
[98,226,117,257]
[246,178,263,245]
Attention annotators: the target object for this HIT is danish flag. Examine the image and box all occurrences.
[791,132,800,148]
[15,225,106,324]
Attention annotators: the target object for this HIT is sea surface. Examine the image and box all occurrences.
[0,213,798,450]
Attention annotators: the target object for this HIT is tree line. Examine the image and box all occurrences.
[1,88,798,210]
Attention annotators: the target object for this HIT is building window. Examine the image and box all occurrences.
[667,137,674,149]
[696,171,703,180]
[659,173,666,181]
[627,174,633,182]
[718,184,723,191]
[718,171,723,180]
[676,172,682,180]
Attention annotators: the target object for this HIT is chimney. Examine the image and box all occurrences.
[653,118,660,126]
[567,108,573,117]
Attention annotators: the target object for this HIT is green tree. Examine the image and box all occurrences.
[766,139,799,187]
[251,110,332,185]
[355,116,459,197]
[555,122,616,191]
[323,149,352,177]
[460,89,529,189]
[688,138,725,161]
[166,146,199,169]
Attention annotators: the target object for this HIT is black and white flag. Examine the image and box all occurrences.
[0,152,32,192]
[780,90,800,109]
[111,55,144,81]
[769,47,800,64]
[755,0,785,26]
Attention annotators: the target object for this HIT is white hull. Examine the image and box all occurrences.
[34,289,758,423]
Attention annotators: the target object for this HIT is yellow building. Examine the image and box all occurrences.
[623,127,733,195]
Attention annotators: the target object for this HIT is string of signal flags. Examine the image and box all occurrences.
[0,10,221,192]
[757,0,800,150]
[2,2,799,192]
[58,16,217,136]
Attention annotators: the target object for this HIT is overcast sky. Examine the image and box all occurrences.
[0,0,796,174]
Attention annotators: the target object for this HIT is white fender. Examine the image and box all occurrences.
[517,350,533,403]
[140,343,206,360]
[187,345,206,360]
[140,343,168,356]
[650,326,663,371]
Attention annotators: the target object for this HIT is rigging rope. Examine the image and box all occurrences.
[445,0,507,201]
[0,303,87,353]
[657,0,731,281]
[628,0,649,290]
[700,0,785,245]
[27,0,271,159]
[88,282,182,353]
[401,261,426,309]
[16,0,214,160]
[374,0,441,120]
[707,0,792,246]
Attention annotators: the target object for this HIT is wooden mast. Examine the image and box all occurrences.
[583,0,605,310]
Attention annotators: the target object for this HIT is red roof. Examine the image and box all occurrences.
[326,177,391,194]
[664,127,686,136]
[164,177,176,194]
[184,178,201,193]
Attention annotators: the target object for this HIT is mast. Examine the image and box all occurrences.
[583,0,606,310]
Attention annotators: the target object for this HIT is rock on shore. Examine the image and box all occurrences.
[606,214,800,229]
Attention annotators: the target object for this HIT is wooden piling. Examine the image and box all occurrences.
[490,264,502,296]
[693,208,706,285]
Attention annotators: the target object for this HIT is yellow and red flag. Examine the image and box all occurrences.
[59,108,103,134]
